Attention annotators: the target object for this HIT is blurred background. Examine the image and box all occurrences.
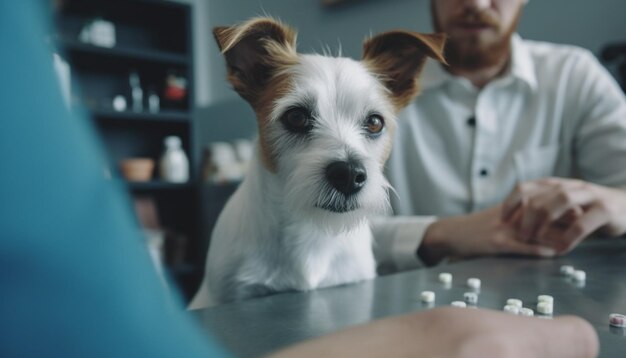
[50,0,626,302]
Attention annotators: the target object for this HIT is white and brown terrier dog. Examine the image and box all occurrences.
[190,17,445,307]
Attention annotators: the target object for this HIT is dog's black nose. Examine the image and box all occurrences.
[325,160,367,196]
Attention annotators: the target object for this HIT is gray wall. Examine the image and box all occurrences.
[198,0,626,105]
[187,0,626,148]
[203,0,431,105]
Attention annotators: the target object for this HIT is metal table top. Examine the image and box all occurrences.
[196,238,626,357]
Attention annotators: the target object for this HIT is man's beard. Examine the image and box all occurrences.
[433,5,522,71]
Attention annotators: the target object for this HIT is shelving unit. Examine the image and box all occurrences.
[92,109,191,122]
[60,39,190,65]
[54,0,200,300]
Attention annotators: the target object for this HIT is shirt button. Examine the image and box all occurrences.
[479,168,489,177]
[467,116,476,127]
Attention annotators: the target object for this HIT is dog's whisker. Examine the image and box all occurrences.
[335,38,343,58]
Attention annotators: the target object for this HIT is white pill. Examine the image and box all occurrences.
[537,295,553,304]
[560,265,575,276]
[503,305,520,314]
[438,272,453,284]
[573,270,586,281]
[520,307,534,317]
[609,313,626,328]
[467,278,481,289]
[537,301,553,315]
[420,291,435,303]
[451,301,467,308]
[463,292,478,305]
[506,298,523,308]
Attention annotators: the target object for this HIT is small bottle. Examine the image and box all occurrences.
[129,71,143,112]
[148,88,160,113]
[159,136,189,183]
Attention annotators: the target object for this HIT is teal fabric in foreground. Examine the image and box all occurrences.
[0,1,228,356]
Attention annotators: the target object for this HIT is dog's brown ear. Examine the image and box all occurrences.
[363,31,446,110]
[213,17,298,105]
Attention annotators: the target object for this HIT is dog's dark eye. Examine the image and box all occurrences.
[364,114,384,137]
[281,107,313,134]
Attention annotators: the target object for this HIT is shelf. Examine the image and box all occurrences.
[127,181,193,191]
[90,109,190,123]
[60,39,189,65]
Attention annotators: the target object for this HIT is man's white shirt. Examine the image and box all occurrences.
[372,34,626,272]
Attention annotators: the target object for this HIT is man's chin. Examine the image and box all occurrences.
[445,32,511,70]
[450,25,495,38]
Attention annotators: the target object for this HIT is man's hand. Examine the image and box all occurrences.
[501,177,626,254]
[420,205,557,264]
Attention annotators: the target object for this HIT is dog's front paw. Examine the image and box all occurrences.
[224,283,279,303]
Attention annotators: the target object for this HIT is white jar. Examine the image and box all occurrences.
[159,136,189,183]
[90,18,116,48]
[207,142,242,182]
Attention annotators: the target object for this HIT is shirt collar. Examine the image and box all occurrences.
[420,33,537,92]
[509,34,537,91]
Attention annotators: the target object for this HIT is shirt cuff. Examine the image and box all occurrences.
[370,215,437,273]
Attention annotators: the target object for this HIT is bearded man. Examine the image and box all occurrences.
[373,0,626,272]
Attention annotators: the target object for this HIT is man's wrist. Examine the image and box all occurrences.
[417,219,451,266]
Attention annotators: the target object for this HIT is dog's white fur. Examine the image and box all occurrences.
[190,18,445,308]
